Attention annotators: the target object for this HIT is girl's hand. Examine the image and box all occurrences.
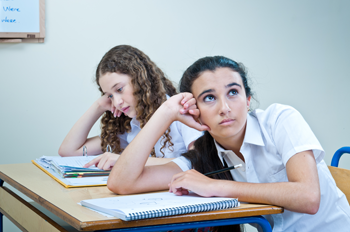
[165,93,209,131]
[168,169,217,197]
[96,95,122,117]
[83,152,120,170]
[179,94,200,119]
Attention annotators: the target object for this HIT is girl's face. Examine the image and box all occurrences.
[192,67,251,143]
[99,72,137,118]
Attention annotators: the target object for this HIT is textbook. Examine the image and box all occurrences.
[81,192,239,221]
[32,156,109,188]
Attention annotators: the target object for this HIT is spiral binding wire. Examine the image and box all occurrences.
[125,199,239,221]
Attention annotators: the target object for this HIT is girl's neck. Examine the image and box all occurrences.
[213,123,247,162]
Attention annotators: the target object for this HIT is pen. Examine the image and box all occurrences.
[204,164,242,177]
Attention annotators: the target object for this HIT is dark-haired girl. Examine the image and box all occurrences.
[108,56,350,231]
[58,45,202,170]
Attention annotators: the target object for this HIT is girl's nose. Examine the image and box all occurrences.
[219,100,231,115]
[113,96,123,108]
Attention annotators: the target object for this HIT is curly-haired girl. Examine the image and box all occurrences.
[58,45,202,170]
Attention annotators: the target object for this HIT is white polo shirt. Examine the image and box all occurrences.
[118,117,203,158]
[172,103,350,232]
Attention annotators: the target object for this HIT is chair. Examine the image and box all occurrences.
[328,147,350,203]
[331,147,350,167]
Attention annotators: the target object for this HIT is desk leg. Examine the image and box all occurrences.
[0,179,3,232]
[99,216,272,232]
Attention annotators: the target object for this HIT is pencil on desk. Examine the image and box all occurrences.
[204,164,242,177]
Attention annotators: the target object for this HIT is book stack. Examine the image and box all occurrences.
[35,156,110,178]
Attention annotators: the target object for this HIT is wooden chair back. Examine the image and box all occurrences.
[328,166,350,203]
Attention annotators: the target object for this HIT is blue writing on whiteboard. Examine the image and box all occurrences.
[3,6,20,12]
[1,17,16,23]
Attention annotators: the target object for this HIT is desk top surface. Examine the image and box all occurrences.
[0,163,283,231]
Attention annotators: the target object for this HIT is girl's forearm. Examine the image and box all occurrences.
[145,157,174,165]
[211,179,320,214]
[212,152,320,214]
[108,103,175,192]
[58,102,106,157]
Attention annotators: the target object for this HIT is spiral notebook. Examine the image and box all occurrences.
[80,192,239,221]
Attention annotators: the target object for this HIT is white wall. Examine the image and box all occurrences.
[0,0,350,230]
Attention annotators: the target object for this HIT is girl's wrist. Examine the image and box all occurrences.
[93,101,108,115]
[210,179,230,197]
[158,101,179,122]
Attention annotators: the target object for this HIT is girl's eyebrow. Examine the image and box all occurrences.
[226,82,242,88]
[197,82,242,99]
[102,83,120,95]
[197,89,214,99]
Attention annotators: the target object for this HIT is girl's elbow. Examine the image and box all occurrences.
[308,197,320,215]
[58,147,68,157]
[304,192,321,215]
[107,180,119,194]
[107,178,132,195]
[107,181,117,194]
[309,205,320,215]
[58,146,81,157]
[107,177,120,193]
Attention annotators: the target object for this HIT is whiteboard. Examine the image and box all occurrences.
[0,0,40,32]
[0,0,44,41]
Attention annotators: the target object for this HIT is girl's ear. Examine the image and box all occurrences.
[247,96,252,108]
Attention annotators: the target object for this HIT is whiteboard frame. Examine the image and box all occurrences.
[0,0,45,43]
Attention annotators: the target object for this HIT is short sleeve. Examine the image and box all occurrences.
[171,156,192,171]
[268,104,324,166]
[117,132,129,150]
[176,121,204,149]
[99,133,128,150]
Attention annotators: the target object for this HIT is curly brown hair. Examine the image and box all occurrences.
[96,45,177,157]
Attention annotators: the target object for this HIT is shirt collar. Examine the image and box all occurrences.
[214,140,227,165]
[130,117,140,128]
[213,112,265,165]
[243,112,265,147]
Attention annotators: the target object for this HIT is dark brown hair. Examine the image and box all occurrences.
[96,45,177,156]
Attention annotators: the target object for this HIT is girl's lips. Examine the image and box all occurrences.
[219,118,234,125]
[121,106,130,113]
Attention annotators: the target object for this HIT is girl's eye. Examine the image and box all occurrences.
[117,87,123,92]
[107,94,113,99]
[229,89,238,96]
[203,95,215,102]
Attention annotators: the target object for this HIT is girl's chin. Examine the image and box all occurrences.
[128,112,137,118]
[210,130,238,139]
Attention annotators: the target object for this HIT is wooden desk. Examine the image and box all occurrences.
[0,163,283,232]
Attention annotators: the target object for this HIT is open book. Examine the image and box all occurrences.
[81,192,239,221]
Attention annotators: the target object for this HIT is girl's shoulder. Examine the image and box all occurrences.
[254,103,298,115]
[252,103,302,123]
[250,103,308,137]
